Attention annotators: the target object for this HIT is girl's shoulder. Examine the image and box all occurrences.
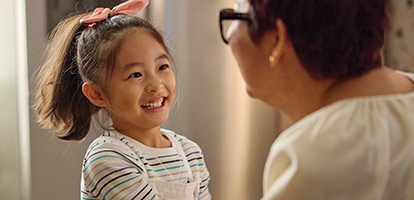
[82,133,146,172]
[87,132,133,152]
[84,133,141,162]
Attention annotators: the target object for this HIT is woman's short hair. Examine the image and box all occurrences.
[249,0,389,79]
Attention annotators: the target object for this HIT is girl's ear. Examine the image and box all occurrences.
[270,19,288,65]
[82,82,107,108]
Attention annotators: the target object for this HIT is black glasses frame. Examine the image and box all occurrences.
[219,8,254,44]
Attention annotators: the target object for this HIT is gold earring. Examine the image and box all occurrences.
[269,55,276,68]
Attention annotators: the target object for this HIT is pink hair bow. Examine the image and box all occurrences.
[80,0,149,27]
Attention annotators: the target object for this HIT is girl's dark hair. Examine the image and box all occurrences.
[248,0,389,79]
[34,14,169,140]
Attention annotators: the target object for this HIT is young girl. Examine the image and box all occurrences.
[33,0,211,199]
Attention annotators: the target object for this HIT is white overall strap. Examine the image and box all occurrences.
[171,136,194,181]
[171,136,200,199]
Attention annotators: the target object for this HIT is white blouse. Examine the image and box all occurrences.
[262,72,414,200]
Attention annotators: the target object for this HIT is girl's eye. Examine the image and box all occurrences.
[128,72,142,79]
[159,64,169,71]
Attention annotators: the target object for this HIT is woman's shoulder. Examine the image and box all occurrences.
[276,89,414,150]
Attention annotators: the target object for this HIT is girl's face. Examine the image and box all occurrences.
[102,29,176,133]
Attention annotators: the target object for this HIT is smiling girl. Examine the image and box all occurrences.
[33,1,210,199]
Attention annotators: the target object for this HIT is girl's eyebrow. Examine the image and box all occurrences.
[122,54,169,73]
[156,54,169,61]
[122,62,143,73]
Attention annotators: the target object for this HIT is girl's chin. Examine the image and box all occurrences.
[145,113,170,125]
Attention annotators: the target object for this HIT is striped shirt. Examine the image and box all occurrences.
[80,129,211,200]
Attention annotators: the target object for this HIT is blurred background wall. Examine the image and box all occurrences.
[0,0,413,200]
[384,0,414,71]
[0,0,30,199]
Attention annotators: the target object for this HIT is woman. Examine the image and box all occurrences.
[219,0,414,199]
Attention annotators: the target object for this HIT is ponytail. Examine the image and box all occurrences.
[34,14,99,140]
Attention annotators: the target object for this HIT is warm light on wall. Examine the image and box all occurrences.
[16,0,31,198]
[0,0,30,199]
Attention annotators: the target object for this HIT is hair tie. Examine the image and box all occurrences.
[79,0,149,27]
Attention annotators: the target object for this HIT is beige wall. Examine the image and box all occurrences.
[0,0,22,198]
[0,0,30,199]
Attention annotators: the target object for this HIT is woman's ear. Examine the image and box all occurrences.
[82,82,106,108]
[270,19,288,65]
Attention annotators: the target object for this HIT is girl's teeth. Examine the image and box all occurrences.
[142,98,164,109]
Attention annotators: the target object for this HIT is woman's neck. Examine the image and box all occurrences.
[266,63,335,122]
[278,80,332,122]
[323,67,414,104]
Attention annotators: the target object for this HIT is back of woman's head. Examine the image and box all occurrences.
[34,14,168,140]
[249,0,389,79]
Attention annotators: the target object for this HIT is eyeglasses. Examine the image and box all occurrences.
[219,8,254,44]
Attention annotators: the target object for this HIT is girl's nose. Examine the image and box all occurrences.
[145,77,164,93]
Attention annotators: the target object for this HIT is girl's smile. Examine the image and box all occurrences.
[141,97,167,112]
